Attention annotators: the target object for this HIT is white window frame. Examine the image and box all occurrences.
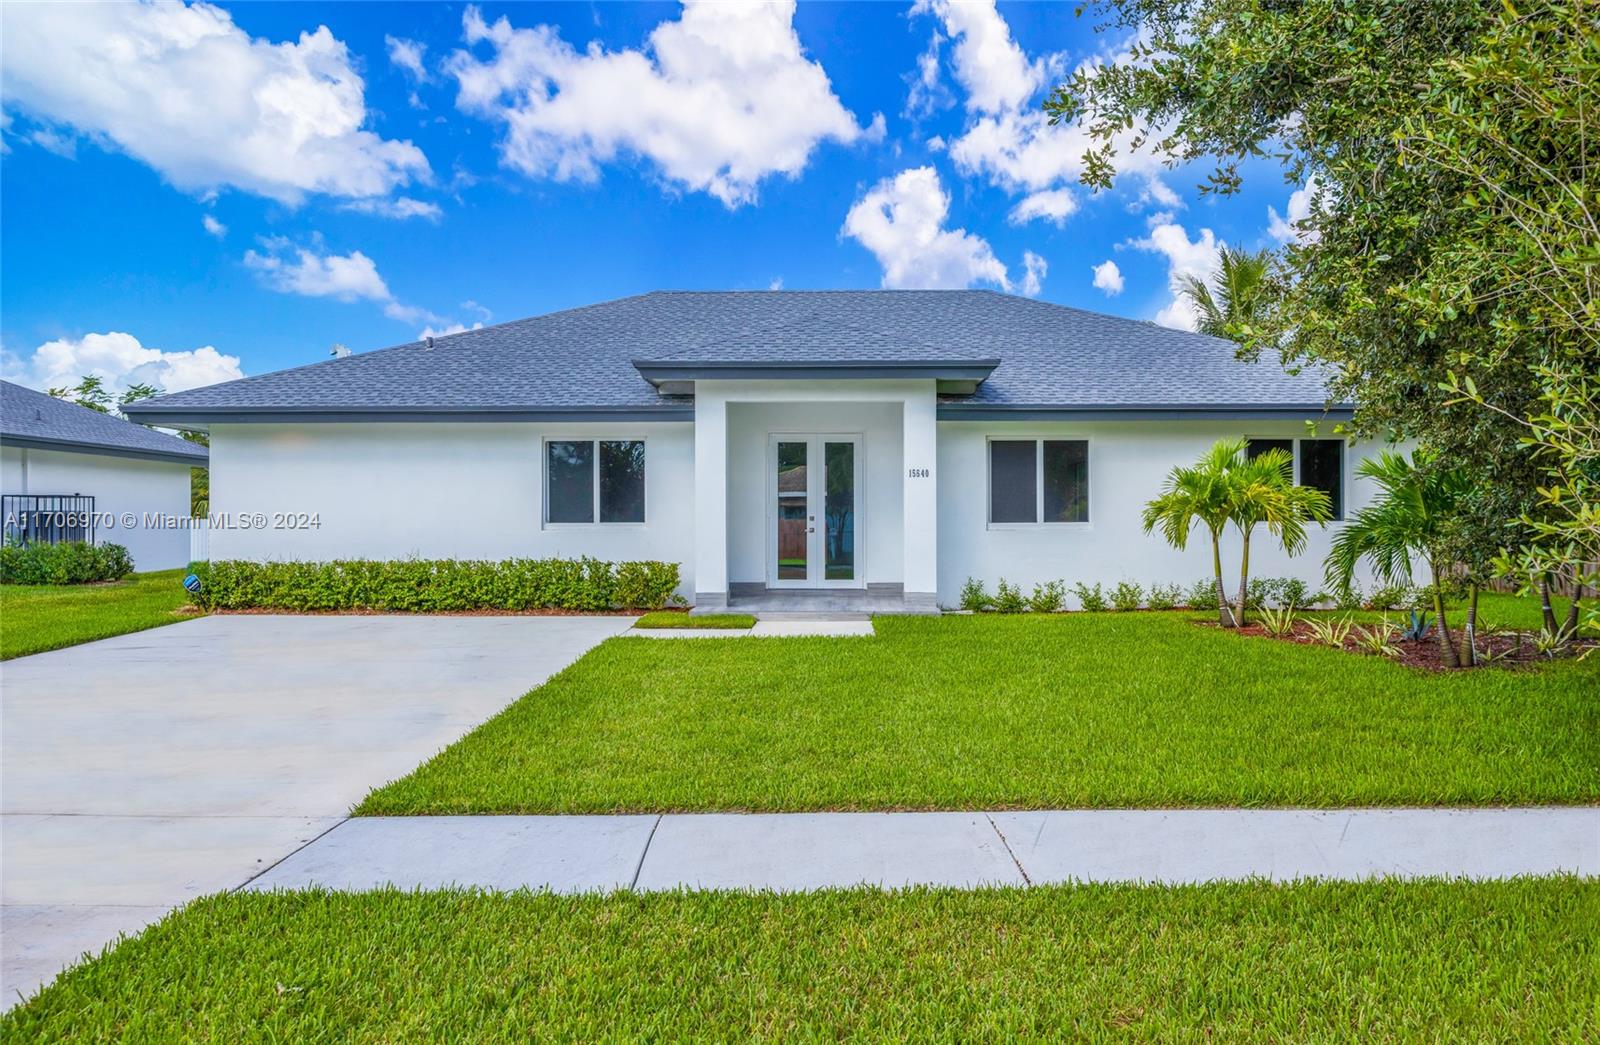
[985,435,1092,529]
[1246,436,1344,521]
[542,437,648,528]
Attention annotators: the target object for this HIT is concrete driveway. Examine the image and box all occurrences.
[0,613,632,1007]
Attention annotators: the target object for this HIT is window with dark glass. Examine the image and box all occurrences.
[1043,440,1089,522]
[1246,438,1294,479]
[1299,439,1343,520]
[990,438,1090,524]
[599,440,646,522]
[989,440,1037,523]
[546,439,645,524]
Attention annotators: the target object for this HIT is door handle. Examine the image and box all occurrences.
[807,527,816,534]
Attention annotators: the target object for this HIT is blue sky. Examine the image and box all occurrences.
[0,1,1310,395]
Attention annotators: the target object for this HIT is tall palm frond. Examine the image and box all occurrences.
[1179,246,1273,339]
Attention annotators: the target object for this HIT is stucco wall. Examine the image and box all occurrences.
[725,400,904,586]
[206,422,697,594]
[2,445,194,571]
[935,420,1387,607]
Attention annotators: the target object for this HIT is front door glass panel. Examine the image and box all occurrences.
[824,441,855,580]
[775,441,808,581]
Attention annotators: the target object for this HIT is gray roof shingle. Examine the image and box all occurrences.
[2,381,208,464]
[123,291,1344,422]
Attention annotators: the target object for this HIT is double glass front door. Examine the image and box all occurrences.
[770,434,862,587]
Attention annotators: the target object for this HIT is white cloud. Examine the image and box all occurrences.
[386,35,431,82]
[911,0,1045,114]
[903,29,952,120]
[842,166,1010,291]
[768,277,784,291]
[419,321,484,339]
[1019,251,1047,297]
[0,1,429,203]
[1008,188,1077,226]
[1091,259,1124,296]
[912,1,1165,214]
[447,1,871,207]
[201,214,227,238]
[5,331,243,397]
[1132,218,1222,330]
[244,241,438,324]
[1268,175,1323,245]
[339,196,444,221]
[27,127,76,158]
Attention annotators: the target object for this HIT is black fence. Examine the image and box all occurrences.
[2,494,96,546]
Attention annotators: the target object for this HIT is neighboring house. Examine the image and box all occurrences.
[124,291,1381,611]
[2,380,207,571]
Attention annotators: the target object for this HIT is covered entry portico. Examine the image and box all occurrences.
[627,344,998,616]
[690,379,945,615]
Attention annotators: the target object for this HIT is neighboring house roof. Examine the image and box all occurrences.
[123,291,1348,427]
[1,380,209,466]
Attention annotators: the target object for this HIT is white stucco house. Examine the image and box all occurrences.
[124,291,1382,611]
[2,380,207,571]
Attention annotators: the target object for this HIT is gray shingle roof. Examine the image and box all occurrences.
[123,291,1345,423]
[2,381,208,465]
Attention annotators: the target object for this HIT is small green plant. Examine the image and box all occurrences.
[1305,615,1353,649]
[959,577,991,612]
[1400,609,1432,642]
[1365,585,1412,611]
[992,579,1027,614]
[1332,582,1364,612]
[1246,577,1280,611]
[1351,617,1403,658]
[1277,578,1312,610]
[1185,578,1218,609]
[1258,605,1299,638]
[1110,580,1144,611]
[1146,583,1181,610]
[1027,580,1065,614]
[1534,627,1570,660]
[1072,581,1107,612]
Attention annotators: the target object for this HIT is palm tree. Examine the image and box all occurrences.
[1325,450,1472,667]
[1143,439,1249,627]
[1180,246,1273,339]
[1229,448,1332,625]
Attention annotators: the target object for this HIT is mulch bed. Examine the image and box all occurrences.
[1216,619,1591,671]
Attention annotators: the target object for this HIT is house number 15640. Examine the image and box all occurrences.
[907,468,931,478]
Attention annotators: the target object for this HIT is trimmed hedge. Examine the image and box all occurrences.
[0,541,134,585]
[187,558,684,613]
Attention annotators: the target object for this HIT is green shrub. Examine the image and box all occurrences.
[1072,581,1107,612]
[992,579,1027,614]
[186,558,683,612]
[1247,577,1281,611]
[959,577,991,612]
[1110,580,1144,611]
[0,541,134,585]
[1365,584,1412,611]
[1185,578,1218,609]
[1278,578,1313,610]
[1146,583,1181,610]
[1027,580,1065,613]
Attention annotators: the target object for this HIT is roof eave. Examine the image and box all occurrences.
[631,358,1001,388]
[119,403,697,427]
[936,402,1355,421]
[0,433,208,466]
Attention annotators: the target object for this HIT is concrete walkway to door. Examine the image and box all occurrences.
[247,808,1600,894]
[0,613,633,1008]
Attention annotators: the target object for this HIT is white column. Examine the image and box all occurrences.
[692,390,729,608]
[902,383,939,608]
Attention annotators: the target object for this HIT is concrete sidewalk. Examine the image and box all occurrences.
[246,808,1600,894]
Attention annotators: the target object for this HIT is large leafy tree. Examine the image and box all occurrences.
[1047,0,1592,589]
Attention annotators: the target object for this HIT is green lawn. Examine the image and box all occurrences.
[358,611,1599,815]
[0,569,200,660]
[633,610,756,629]
[5,880,1594,1041]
